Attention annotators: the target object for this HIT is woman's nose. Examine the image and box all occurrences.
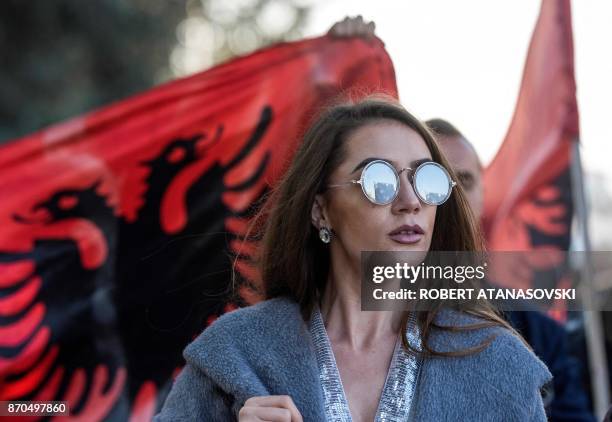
[391,176,421,214]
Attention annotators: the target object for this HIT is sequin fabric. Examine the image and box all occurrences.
[309,304,422,421]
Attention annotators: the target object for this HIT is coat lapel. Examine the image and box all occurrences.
[187,297,326,420]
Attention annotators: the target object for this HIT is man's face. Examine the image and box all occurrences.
[438,135,483,218]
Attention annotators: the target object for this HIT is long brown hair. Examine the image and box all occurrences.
[252,95,516,357]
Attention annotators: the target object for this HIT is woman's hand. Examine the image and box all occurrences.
[327,15,376,40]
[238,395,303,422]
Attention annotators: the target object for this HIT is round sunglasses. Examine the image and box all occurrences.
[327,159,456,206]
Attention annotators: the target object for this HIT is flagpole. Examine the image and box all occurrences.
[570,139,610,419]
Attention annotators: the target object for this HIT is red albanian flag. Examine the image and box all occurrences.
[0,36,397,421]
[482,0,578,317]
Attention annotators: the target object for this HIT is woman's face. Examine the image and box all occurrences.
[313,120,437,264]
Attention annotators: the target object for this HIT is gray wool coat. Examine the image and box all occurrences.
[154,297,552,421]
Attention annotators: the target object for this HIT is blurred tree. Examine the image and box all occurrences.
[0,0,311,143]
[171,0,309,76]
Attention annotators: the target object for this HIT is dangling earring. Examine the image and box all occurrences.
[319,227,332,243]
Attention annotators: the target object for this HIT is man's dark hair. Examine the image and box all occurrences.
[425,118,464,138]
[425,118,482,169]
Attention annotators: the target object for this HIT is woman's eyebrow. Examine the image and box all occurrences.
[411,158,434,167]
[351,157,386,174]
[350,157,433,174]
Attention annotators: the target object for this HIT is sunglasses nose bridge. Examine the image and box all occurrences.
[397,167,415,187]
[393,168,421,208]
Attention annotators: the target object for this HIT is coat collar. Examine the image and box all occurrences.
[184,297,326,419]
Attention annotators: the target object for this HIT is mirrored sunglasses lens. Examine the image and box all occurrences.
[362,162,398,204]
[414,163,452,205]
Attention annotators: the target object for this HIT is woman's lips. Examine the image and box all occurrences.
[388,224,425,244]
[388,232,424,244]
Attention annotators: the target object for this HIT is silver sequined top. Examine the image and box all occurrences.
[309,304,422,421]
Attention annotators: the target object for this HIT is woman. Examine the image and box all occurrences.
[154,97,551,421]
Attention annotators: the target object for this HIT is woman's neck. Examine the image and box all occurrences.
[319,256,403,351]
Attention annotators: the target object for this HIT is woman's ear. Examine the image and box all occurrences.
[311,194,328,229]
